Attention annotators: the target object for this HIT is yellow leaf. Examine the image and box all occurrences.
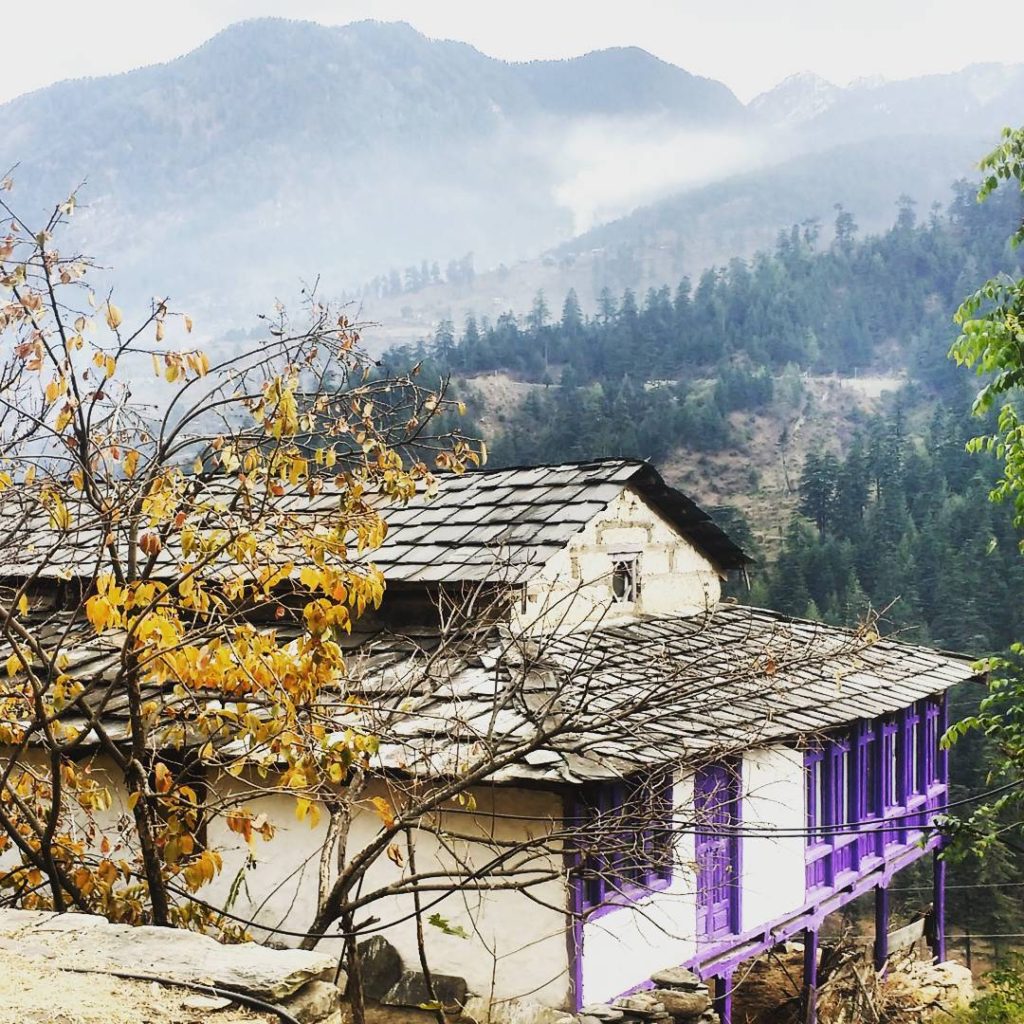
[184,315,193,334]
[123,449,139,478]
[369,796,396,830]
[5,652,22,677]
[23,465,35,485]
[17,594,28,616]
[127,791,141,811]
[155,320,165,342]
[105,303,123,330]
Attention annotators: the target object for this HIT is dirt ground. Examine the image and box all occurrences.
[0,947,277,1024]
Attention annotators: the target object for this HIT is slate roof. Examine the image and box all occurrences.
[340,603,977,783]
[26,604,977,785]
[366,458,749,583]
[2,459,745,585]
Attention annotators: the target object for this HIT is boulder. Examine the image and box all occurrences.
[280,980,342,1023]
[356,935,403,1001]
[650,968,702,992]
[652,987,711,1020]
[0,909,335,1000]
[381,969,468,1011]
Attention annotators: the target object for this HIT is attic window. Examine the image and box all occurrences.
[611,556,640,603]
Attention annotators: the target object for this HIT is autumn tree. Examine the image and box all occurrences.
[0,177,480,931]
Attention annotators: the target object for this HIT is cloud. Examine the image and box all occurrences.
[551,118,772,234]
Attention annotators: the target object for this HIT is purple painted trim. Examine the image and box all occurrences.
[803,928,819,1024]
[933,847,947,962]
[874,885,890,972]
[733,763,743,936]
[564,789,585,1013]
[939,692,950,785]
[695,762,742,940]
[583,875,675,921]
[713,972,733,1024]
[685,832,942,979]
[577,771,673,916]
[805,700,947,888]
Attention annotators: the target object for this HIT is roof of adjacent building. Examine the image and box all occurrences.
[367,458,750,583]
[34,603,977,785]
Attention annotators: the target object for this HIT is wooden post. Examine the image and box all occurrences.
[803,928,819,1024]
[933,849,947,963]
[713,972,733,1024]
[873,884,890,974]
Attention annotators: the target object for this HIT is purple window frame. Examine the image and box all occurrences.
[804,747,829,890]
[829,735,857,878]
[575,770,674,916]
[695,761,742,939]
[804,697,949,896]
[856,721,881,862]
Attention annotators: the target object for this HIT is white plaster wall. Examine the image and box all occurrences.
[516,488,722,632]
[579,773,698,1006]
[203,778,571,1012]
[739,747,806,932]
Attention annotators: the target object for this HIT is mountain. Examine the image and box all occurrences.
[2,20,1022,341]
[749,72,840,125]
[0,18,745,330]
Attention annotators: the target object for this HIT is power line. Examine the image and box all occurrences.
[890,881,1024,893]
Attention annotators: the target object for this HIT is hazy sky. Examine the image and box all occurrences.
[5,0,1024,104]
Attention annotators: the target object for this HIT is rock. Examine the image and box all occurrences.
[579,1005,625,1022]
[652,987,711,1019]
[381,969,468,1010]
[34,913,110,932]
[182,993,235,1011]
[650,968,702,992]
[356,935,403,1001]
[280,980,342,1023]
[615,991,670,1018]
[0,910,335,1000]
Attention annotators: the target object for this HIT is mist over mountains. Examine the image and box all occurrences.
[1,17,1021,336]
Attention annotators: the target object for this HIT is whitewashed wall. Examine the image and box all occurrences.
[517,487,723,632]
[579,773,698,1006]
[203,778,571,1012]
[0,747,808,1017]
[740,747,806,932]
[579,748,807,1005]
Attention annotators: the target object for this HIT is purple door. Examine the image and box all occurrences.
[695,764,740,939]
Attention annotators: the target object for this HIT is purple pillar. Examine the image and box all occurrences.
[873,885,890,974]
[933,850,947,963]
[803,928,819,1024]
[713,972,733,1024]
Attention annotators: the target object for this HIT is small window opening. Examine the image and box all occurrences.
[611,556,640,603]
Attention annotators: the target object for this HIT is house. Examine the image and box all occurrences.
[0,458,976,1023]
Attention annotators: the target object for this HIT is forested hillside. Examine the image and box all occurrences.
[384,179,1022,467]
[383,178,1024,941]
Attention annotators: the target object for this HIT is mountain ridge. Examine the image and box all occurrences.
[2,18,1022,337]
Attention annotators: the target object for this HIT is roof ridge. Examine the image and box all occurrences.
[438,456,643,478]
